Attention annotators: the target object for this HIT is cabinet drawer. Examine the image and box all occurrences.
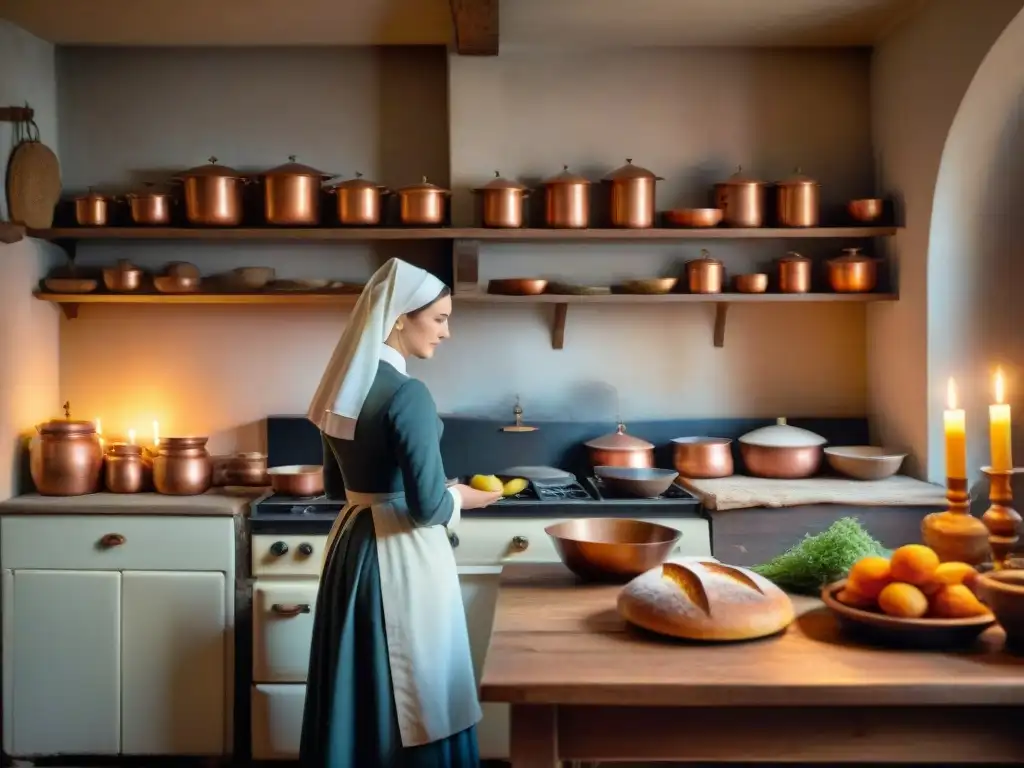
[253,580,318,683]
[1,516,235,571]
[251,684,305,760]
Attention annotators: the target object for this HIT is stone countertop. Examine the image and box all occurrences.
[0,489,261,516]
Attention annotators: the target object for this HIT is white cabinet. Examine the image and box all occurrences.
[0,515,236,759]
[251,684,306,760]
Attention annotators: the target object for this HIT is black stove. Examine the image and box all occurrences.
[249,490,346,534]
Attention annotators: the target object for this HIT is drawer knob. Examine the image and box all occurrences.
[270,541,289,557]
[298,542,314,556]
[511,535,529,552]
[271,603,311,617]
[98,533,126,548]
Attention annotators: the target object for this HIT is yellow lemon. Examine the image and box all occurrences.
[469,474,504,493]
[502,477,528,497]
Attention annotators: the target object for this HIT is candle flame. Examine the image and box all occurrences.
[947,377,959,410]
[153,420,160,446]
[95,417,102,436]
[128,429,136,445]
[995,368,1006,405]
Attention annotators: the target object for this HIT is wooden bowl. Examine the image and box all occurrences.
[545,517,682,582]
[822,580,995,649]
[664,208,723,228]
[616,277,678,295]
[487,278,548,296]
[733,273,768,293]
[153,275,201,294]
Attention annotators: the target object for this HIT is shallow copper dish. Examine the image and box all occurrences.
[664,208,723,228]
[546,517,682,582]
[43,277,98,294]
[487,278,548,296]
[733,273,768,294]
[848,198,883,223]
[616,277,678,295]
[153,275,201,294]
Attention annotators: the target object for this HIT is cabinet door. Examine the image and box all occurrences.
[253,580,318,683]
[459,570,509,760]
[2,569,121,756]
[121,571,227,755]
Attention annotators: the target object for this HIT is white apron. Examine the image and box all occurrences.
[323,489,481,748]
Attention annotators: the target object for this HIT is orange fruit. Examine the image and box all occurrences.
[929,584,991,619]
[889,544,940,586]
[931,561,976,587]
[877,582,929,619]
[847,556,892,598]
[836,586,876,611]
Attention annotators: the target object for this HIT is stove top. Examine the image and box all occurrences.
[249,491,346,533]
[497,478,594,503]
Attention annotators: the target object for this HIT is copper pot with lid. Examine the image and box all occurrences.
[74,188,112,227]
[176,157,249,227]
[325,172,390,226]
[603,159,663,229]
[125,182,175,226]
[543,165,591,229]
[686,249,724,294]
[29,407,104,496]
[153,436,213,495]
[584,423,655,469]
[714,166,766,228]
[396,177,450,226]
[775,167,820,228]
[263,155,332,226]
[778,251,812,293]
[738,417,827,479]
[827,247,878,293]
[472,171,530,228]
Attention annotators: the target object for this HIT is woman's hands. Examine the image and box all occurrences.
[451,483,503,509]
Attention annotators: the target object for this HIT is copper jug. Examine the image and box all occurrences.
[30,412,103,496]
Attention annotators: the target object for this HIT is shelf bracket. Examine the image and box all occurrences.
[449,0,499,55]
[713,302,729,348]
[0,106,34,123]
[60,303,79,320]
[452,238,480,293]
[551,303,568,350]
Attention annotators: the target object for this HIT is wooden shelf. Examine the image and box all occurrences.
[33,291,359,319]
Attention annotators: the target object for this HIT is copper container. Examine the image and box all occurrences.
[268,465,325,497]
[102,259,144,292]
[827,247,878,293]
[326,172,389,226]
[543,165,591,229]
[177,157,248,227]
[603,159,663,229]
[738,417,826,479]
[213,452,269,487]
[396,177,449,226]
[105,442,145,494]
[713,166,766,228]
[152,436,212,495]
[778,251,812,293]
[686,249,724,294]
[671,437,734,479]
[472,171,529,228]
[74,189,111,227]
[264,155,331,226]
[732,273,768,294]
[487,278,548,296]
[584,423,655,469]
[126,182,174,225]
[664,208,723,228]
[775,168,820,228]
[30,418,104,496]
[545,518,682,582]
[848,198,884,223]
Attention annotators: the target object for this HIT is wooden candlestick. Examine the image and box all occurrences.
[921,477,992,565]
[981,467,1022,570]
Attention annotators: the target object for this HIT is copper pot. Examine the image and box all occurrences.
[30,417,104,496]
[472,171,529,228]
[686,249,724,294]
[775,168,820,228]
[671,437,734,479]
[102,259,144,292]
[74,188,111,227]
[152,436,212,495]
[778,251,812,293]
[603,159,663,229]
[264,156,331,226]
[326,172,389,226]
[268,465,324,497]
[584,423,654,469]
[848,198,884,223]
[738,417,826,479]
[176,157,248,227]
[396,177,449,226]
[105,442,146,494]
[543,165,591,229]
[827,247,878,293]
[713,166,765,228]
[125,182,174,225]
[732,273,768,294]
[213,452,269,487]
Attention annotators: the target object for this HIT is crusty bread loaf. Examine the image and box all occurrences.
[617,559,795,641]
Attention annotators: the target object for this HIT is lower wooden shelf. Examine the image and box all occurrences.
[33,290,360,319]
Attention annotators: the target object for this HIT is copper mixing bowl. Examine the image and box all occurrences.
[487,278,548,296]
[545,518,682,582]
[664,208,723,228]
[848,198,883,223]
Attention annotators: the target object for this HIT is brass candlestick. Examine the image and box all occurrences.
[921,477,992,565]
[981,467,1022,570]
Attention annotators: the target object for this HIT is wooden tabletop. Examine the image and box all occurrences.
[480,564,1024,707]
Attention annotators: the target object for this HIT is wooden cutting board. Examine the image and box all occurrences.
[6,128,61,229]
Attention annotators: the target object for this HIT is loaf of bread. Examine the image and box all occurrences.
[617,559,795,641]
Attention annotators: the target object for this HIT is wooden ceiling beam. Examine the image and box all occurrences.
[449,0,499,56]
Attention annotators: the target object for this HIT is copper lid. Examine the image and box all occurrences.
[265,155,329,178]
[397,176,449,193]
[74,187,110,202]
[179,156,245,178]
[39,419,96,435]
[778,250,810,263]
[328,171,384,191]
[543,165,591,186]
[603,158,662,182]
[717,165,764,186]
[126,181,174,199]
[832,247,871,263]
[776,167,819,187]
[687,248,721,266]
[584,423,654,451]
[472,170,528,192]
[108,442,143,456]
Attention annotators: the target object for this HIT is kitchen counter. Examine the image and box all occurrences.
[481,564,1024,765]
[0,489,260,516]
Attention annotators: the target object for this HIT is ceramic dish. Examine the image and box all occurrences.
[825,446,907,480]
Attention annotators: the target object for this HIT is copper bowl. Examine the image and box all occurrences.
[594,466,679,498]
[267,464,324,497]
[102,266,145,292]
[664,208,723,228]
[732,273,768,294]
[848,198,883,223]
[671,436,734,479]
[487,278,548,296]
[153,275,201,294]
[545,518,682,582]
[616,277,678,295]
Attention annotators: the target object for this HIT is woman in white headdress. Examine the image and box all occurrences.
[300,258,502,767]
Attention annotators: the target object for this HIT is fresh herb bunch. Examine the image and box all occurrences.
[751,517,890,595]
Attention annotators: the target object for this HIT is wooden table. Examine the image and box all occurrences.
[480,564,1024,766]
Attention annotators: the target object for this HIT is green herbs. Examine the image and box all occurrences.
[751,517,890,595]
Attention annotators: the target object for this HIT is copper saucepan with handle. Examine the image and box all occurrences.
[267,465,324,497]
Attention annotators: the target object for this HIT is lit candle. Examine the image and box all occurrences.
[152,420,160,447]
[95,418,104,450]
[944,377,967,479]
[128,428,136,445]
[990,368,1013,471]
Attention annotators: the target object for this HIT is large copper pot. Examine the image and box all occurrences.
[714,166,766,228]
[325,172,389,226]
[738,418,826,479]
[177,157,248,227]
[603,159,663,229]
[263,156,331,226]
[396,177,450,226]
[543,165,591,229]
[30,417,103,496]
[472,171,529,228]
[671,437,734,479]
[74,189,111,227]
[827,247,878,293]
[775,168,820,228]
[778,251,812,293]
[125,183,174,225]
[153,436,213,495]
[584,423,654,469]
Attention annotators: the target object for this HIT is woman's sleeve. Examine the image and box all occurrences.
[386,379,461,527]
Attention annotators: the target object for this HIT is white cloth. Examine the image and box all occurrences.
[307,258,447,440]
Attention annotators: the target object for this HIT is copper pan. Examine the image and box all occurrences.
[546,518,681,582]
[487,278,548,296]
[671,437,734,479]
[267,465,324,497]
